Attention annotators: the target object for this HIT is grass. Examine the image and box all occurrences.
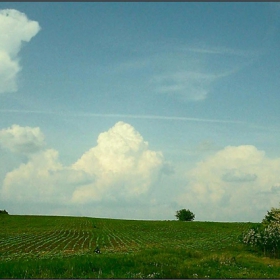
[1,214,280,278]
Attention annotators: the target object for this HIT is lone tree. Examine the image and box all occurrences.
[175,209,195,221]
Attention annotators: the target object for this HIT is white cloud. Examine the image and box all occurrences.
[181,45,261,57]
[0,9,40,93]
[1,149,90,203]
[2,149,63,202]
[1,122,165,206]
[0,109,246,125]
[71,121,164,203]
[0,51,21,93]
[177,145,280,221]
[0,124,45,154]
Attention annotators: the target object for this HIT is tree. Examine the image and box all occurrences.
[0,209,8,214]
[175,209,195,221]
[262,207,280,225]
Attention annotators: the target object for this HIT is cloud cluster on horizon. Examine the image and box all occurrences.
[178,145,280,221]
[0,9,40,93]
[1,122,280,221]
[1,122,165,205]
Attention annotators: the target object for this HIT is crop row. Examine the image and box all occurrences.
[0,216,251,261]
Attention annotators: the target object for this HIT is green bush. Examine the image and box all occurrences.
[175,209,195,221]
[242,206,280,258]
[0,209,8,215]
[262,207,280,225]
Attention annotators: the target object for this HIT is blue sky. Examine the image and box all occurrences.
[0,2,280,222]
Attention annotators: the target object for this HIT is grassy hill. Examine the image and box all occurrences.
[0,215,280,278]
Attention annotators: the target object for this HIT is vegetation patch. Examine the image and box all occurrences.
[1,214,280,278]
[242,206,280,258]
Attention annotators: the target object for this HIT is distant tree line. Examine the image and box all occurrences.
[0,210,8,214]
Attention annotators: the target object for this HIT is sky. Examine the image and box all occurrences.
[0,2,280,222]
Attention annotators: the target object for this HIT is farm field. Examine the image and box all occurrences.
[1,215,280,278]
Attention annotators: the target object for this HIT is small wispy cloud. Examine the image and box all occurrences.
[0,109,245,124]
[181,45,262,57]
[79,40,262,103]
[151,71,222,101]
[143,43,260,102]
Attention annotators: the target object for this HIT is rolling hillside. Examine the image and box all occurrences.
[1,215,280,278]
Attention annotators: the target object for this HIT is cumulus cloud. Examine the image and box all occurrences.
[1,148,91,203]
[0,9,40,93]
[71,121,164,203]
[2,149,63,202]
[177,145,280,221]
[1,122,165,206]
[0,124,45,154]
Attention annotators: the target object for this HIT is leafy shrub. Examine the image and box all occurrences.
[262,207,280,225]
[175,209,195,221]
[242,206,280,258]
[0,210,8,215]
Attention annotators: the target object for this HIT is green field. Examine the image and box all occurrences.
[1,215,280,278]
